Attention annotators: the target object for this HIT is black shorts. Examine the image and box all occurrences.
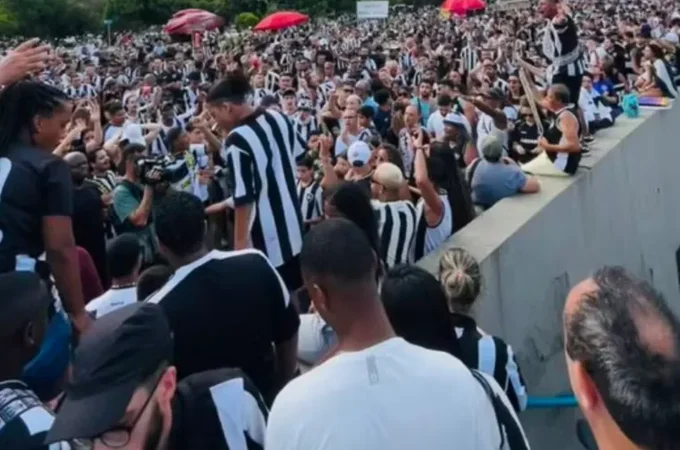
[551,72,584,104]
[276,254,303,292]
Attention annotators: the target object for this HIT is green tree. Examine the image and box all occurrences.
[234,11,258,29]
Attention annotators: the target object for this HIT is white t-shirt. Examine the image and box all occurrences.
[426,110,446,139]
[266,337,523,450]
[86,287,137,319]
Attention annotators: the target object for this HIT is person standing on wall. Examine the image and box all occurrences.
[536,0,590,145]
[207,71,306,291]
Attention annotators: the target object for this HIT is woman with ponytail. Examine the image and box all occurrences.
[0,81,92,398]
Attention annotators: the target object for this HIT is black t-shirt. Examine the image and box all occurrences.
[0,144,73,273]
[169,368,268,450]
[373,108,392,138]
[72,183,107,284]
[145,249,300,405]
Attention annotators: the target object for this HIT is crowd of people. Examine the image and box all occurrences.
[1,0,680,448]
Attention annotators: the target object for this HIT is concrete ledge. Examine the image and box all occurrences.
[417,104,680,448]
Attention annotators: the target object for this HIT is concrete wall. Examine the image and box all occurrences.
[417,104,680,449]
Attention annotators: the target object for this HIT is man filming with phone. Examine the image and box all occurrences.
[112,143,163,267]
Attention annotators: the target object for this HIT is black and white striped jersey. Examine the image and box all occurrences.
[364,57,378,73]
[541,15,586,79]
[222,109,305,268]
[293,114,319,145]
[182,87,200,112]
[296,180,323,223]
[65,84,97,99]
[452,314,528,413]
[0,380,70,450]
[373,200,417,268]
[88,170,118,195]
[460,46,479,73]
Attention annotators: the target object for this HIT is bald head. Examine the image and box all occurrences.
[64,151,89,182]
[564,267,680,450]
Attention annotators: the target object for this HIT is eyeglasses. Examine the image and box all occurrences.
[78,373,164,449]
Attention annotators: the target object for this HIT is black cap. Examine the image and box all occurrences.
[484,87,505,101]
[0,271,51,337]
[45,303,173,443]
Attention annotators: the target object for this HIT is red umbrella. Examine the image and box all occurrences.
[163,10,224,34]
[441,0,486,15]
[253,11,309,31]
[172,8,205,18]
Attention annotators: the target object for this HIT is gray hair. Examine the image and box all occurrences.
[480,135,503,163]
[565,266,680,450]
[549,83,571,106]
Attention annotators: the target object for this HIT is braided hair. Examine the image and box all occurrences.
[0,81,71,157]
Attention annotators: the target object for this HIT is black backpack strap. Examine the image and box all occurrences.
[470,369,529,450]
[466,157,482,186]
[470,370,505,449]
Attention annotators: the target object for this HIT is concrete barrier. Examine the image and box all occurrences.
[417,104,680,449]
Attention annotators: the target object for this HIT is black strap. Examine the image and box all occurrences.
[466,157,482,186]
[469,368,529,450]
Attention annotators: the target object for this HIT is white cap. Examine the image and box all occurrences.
[122,123,145,146]
[347,141,372,168]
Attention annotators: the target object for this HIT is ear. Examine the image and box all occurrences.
[309,282,329,317]
[157,366,177,413]
[570,360,599,412]
[23,322,36,348]
[32,116,43,136]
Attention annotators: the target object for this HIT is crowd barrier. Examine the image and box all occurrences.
[417,103,680,448]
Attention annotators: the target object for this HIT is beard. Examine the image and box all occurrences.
[144,404,165,450]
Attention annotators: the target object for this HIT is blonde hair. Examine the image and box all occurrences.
[438,248,481,313]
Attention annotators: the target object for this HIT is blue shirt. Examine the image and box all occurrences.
[593,79,615,97]
[470,160,527,208]
[363,97,378,114]
[410,97,432,126]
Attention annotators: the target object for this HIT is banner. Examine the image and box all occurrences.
[493,0,530,9]
[356,1,389,19]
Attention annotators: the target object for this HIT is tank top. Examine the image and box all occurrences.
[414,194,454,260]
[544,106,581,175]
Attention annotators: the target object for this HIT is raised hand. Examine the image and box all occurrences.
[0,39,51,85]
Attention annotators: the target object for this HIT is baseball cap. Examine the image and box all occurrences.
[484,87,505,101]
[373,162,404,190]
[347,141,372,168]
[443,112,466,126]
[0,272,51,337]
[45,303,173,443]
[122,123,145,146]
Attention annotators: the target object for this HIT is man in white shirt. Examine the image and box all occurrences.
[86,234,141,318]
[266,219,520,450]
[426,94,452,139]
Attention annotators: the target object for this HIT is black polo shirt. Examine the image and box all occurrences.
[0,144,73,273]
[146,249,300,404]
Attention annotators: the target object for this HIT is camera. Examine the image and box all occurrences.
[137,156,188,186]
